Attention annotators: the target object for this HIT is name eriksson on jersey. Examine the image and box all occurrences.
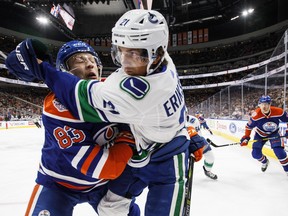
[163,82,184,117]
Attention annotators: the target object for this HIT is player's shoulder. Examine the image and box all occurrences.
[104,69,150,100]
[43,92,79,120]
[270,106,284,116]
[250,108,263,120]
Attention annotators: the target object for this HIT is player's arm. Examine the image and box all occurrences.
[64,131,135,179]
[5,39,107,123]
[240,118,255,146]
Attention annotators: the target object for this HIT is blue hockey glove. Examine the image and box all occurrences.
[5,39,52,82]
[240,135,250,146]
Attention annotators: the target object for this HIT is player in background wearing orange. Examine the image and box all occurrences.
[240,95,288,175]
[195,111,213,135]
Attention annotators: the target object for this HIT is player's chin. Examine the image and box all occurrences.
[84,75,98,80]
[123,68,136,76]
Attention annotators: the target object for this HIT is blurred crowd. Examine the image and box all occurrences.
[0,26,287,121]
[187,88,287,120]
[0,86,49,121]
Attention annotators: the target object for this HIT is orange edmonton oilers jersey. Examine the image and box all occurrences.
[245,106,288,138]
[37,92,132,192]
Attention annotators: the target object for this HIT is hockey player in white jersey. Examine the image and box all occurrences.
[5,9,205,216]
[187,114,218,179]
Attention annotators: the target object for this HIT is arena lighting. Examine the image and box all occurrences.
[242,8,254,17]
[36,16,49,25]
[182,1,192,6]
[171,15,222,27]
[231,15,239,21]
[231,8,254,21]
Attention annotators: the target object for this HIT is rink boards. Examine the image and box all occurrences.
[0,120,39,129]
[1,119,287,159]
[207,119,288,159]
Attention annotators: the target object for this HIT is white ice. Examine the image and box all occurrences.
[0,128,287,216]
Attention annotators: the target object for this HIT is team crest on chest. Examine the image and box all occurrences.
[263,122,277,132]
[120,77,150,99]
[93,124,119,146]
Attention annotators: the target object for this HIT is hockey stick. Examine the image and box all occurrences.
[183,155,195,216]
[206,138,240,148]
[207,135,288,148]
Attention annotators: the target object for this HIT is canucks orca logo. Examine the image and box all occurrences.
[148,12,158,24]
[120,77,150,99]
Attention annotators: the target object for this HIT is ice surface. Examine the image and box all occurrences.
[0,128,287,216]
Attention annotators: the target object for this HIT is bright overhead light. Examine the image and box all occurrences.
[242,10,248,16]
[248,8,254,13]
[231,15,239,21]
[36,16,49,25]
[182,2,192,6]
[242,8,254,17]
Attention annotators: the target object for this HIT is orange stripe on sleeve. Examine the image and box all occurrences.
[81,146,101,175]
[25,184,41,216]
[99,144,133,179]
[245,127,252,137]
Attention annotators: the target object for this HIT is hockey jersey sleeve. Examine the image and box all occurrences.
[42,92,134,180]
[41,62,105,122]
[65,143,133,180]
[41,62,138,124]
[244,114,258,137]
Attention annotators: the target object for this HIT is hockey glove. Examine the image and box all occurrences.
[240,135,250,146]
[5,39,52,82]
[189,134,205,162]
[192,146,204,162]
[114,131,136,152]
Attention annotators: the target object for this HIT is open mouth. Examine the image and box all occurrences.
[87,72,98,79]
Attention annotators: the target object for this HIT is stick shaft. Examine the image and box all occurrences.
[207,135,287,148]
[183,155,194,216]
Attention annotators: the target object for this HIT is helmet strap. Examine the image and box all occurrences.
[147,56,164,75]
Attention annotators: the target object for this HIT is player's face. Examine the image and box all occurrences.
[66,53,99,80]
[259,103,271,114]
[118,46,149,76]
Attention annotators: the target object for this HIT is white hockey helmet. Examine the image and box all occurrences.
[111,9,169,75]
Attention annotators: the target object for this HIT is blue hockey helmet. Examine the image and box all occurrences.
[258,95,271,104]
[56,40,102,72]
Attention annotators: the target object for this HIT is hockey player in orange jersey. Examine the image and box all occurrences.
[240,95,288,175]
[22,41,139,216]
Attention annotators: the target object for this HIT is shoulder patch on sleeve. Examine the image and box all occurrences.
[120,77,150,99]
[251,111,257,118]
